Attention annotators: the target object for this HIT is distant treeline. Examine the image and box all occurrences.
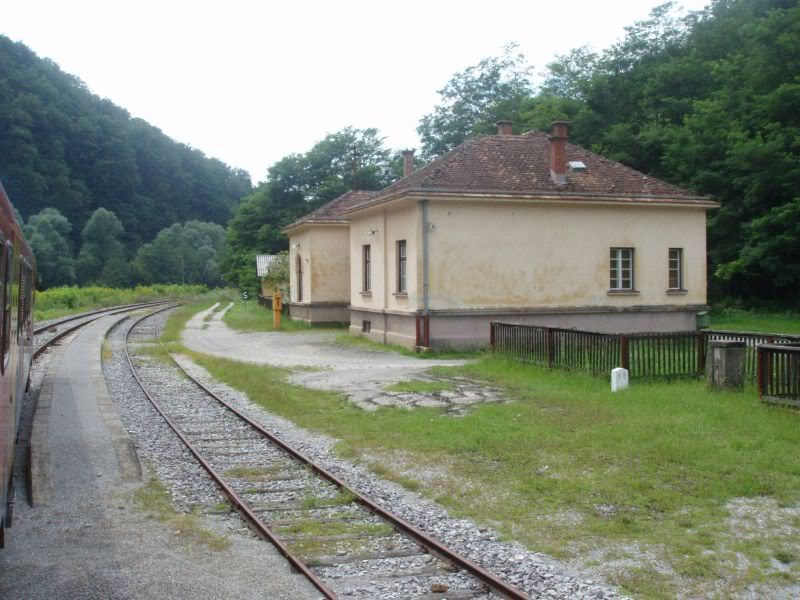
[0,35,252,252]
[224,0,800,306]
[17,204,226,289]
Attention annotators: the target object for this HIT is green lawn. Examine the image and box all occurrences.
[710,308,800,335]
[221,300,343,333]
[163,306,800,597]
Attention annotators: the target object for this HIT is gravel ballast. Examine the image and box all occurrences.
[108,307,622,599]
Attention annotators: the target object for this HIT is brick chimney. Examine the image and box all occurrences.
[402,149,415,177]
[549,121,569,185]
[496,120,513,135]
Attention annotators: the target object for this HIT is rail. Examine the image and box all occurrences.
[757,344,800,407]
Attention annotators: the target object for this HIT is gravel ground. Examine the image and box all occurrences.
[118,307,621,599]
[182,304,483,410]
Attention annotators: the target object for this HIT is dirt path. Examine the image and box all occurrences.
[181,304,503,411]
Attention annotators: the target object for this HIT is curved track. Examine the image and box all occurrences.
[124,307,529,600]
[33,301,173,359]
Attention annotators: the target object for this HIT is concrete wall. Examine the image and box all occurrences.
[425,200,708,310]
[288,302,349,324]
[288,224,350,305]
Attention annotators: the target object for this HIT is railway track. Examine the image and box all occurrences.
[124,307,530,600]
[33,300,174,359]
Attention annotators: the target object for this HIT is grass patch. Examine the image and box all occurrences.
[385,379,456,394]
[181,348,800,597]
[222,300,325,333]
[710,307,800,335]
[224,466,275,481]
[34,284,214,321]
[133,476,231,551]
[302,489,355,509]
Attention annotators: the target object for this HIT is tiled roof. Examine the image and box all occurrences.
[284,190,377,230]
[347,131,710,213]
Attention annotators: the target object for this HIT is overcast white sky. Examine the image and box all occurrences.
[4,0,709,182]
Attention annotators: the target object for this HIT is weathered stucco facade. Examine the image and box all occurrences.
[284,190,376,324]
[348,195,710,348]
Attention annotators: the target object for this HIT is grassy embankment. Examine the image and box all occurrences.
[34,284,211,321]
[161,306,800,598]
[710,307,800,335]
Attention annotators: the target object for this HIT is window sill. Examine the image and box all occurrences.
[359,290,372,297]
[666,289,688,295]
[607,289,640,296]
[392,292,408,298]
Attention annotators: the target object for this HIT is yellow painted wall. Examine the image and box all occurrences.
[288,225,351,304]
[425,200,708,309]
[349,202,419,311]
[349,197,709,312]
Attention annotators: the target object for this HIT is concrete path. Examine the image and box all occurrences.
[0,314,316,600]
[182,304,477,409]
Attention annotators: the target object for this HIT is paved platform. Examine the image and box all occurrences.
[0,314,317,599]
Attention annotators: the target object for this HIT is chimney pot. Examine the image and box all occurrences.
[496,120,513,135]
[402,149,415,177]
[549,121,570,185]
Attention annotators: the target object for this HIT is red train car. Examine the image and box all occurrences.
[0,179,35,547]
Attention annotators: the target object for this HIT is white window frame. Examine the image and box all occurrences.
[609,247,634,291]
[362,244,371,292]
[396,240,407,293]
[668,248,683,290]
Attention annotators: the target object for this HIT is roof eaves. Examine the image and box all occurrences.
[345,186,719,215]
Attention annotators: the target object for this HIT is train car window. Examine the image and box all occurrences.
[2,241,12,372]
[0,237,6,374]
[17,263,25,340]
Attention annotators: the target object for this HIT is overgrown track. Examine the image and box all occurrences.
[124,309,529,600]
[33,301,174,359]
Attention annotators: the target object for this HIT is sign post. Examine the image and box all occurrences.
[242,290,249,311]
[272,291,282,330]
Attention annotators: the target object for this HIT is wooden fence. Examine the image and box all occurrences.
[757,344,800,407]
[705,329,800,382]
[490,322,703,380]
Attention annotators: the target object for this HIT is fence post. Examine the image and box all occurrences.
[546,328,554,369]
[698,332,707,374]
[490,321,495,351]
[620,334,630,370]
[757,346,764,398]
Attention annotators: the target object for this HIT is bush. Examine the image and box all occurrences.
[35,284,210,320]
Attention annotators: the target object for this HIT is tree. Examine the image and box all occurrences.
[0,36,252,253]
[133,221,226,287]
[222,127,396,289]
[417,44,534,160]
[24,208,76,288]
[76,207,129,286]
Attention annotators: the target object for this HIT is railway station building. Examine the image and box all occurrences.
[286,122,718,349]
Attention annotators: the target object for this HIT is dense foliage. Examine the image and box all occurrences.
[34,283,208,320]
[0,36,252,251]
[133,220,227,287]
[222,127,397,291]
[417,0,800,305]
